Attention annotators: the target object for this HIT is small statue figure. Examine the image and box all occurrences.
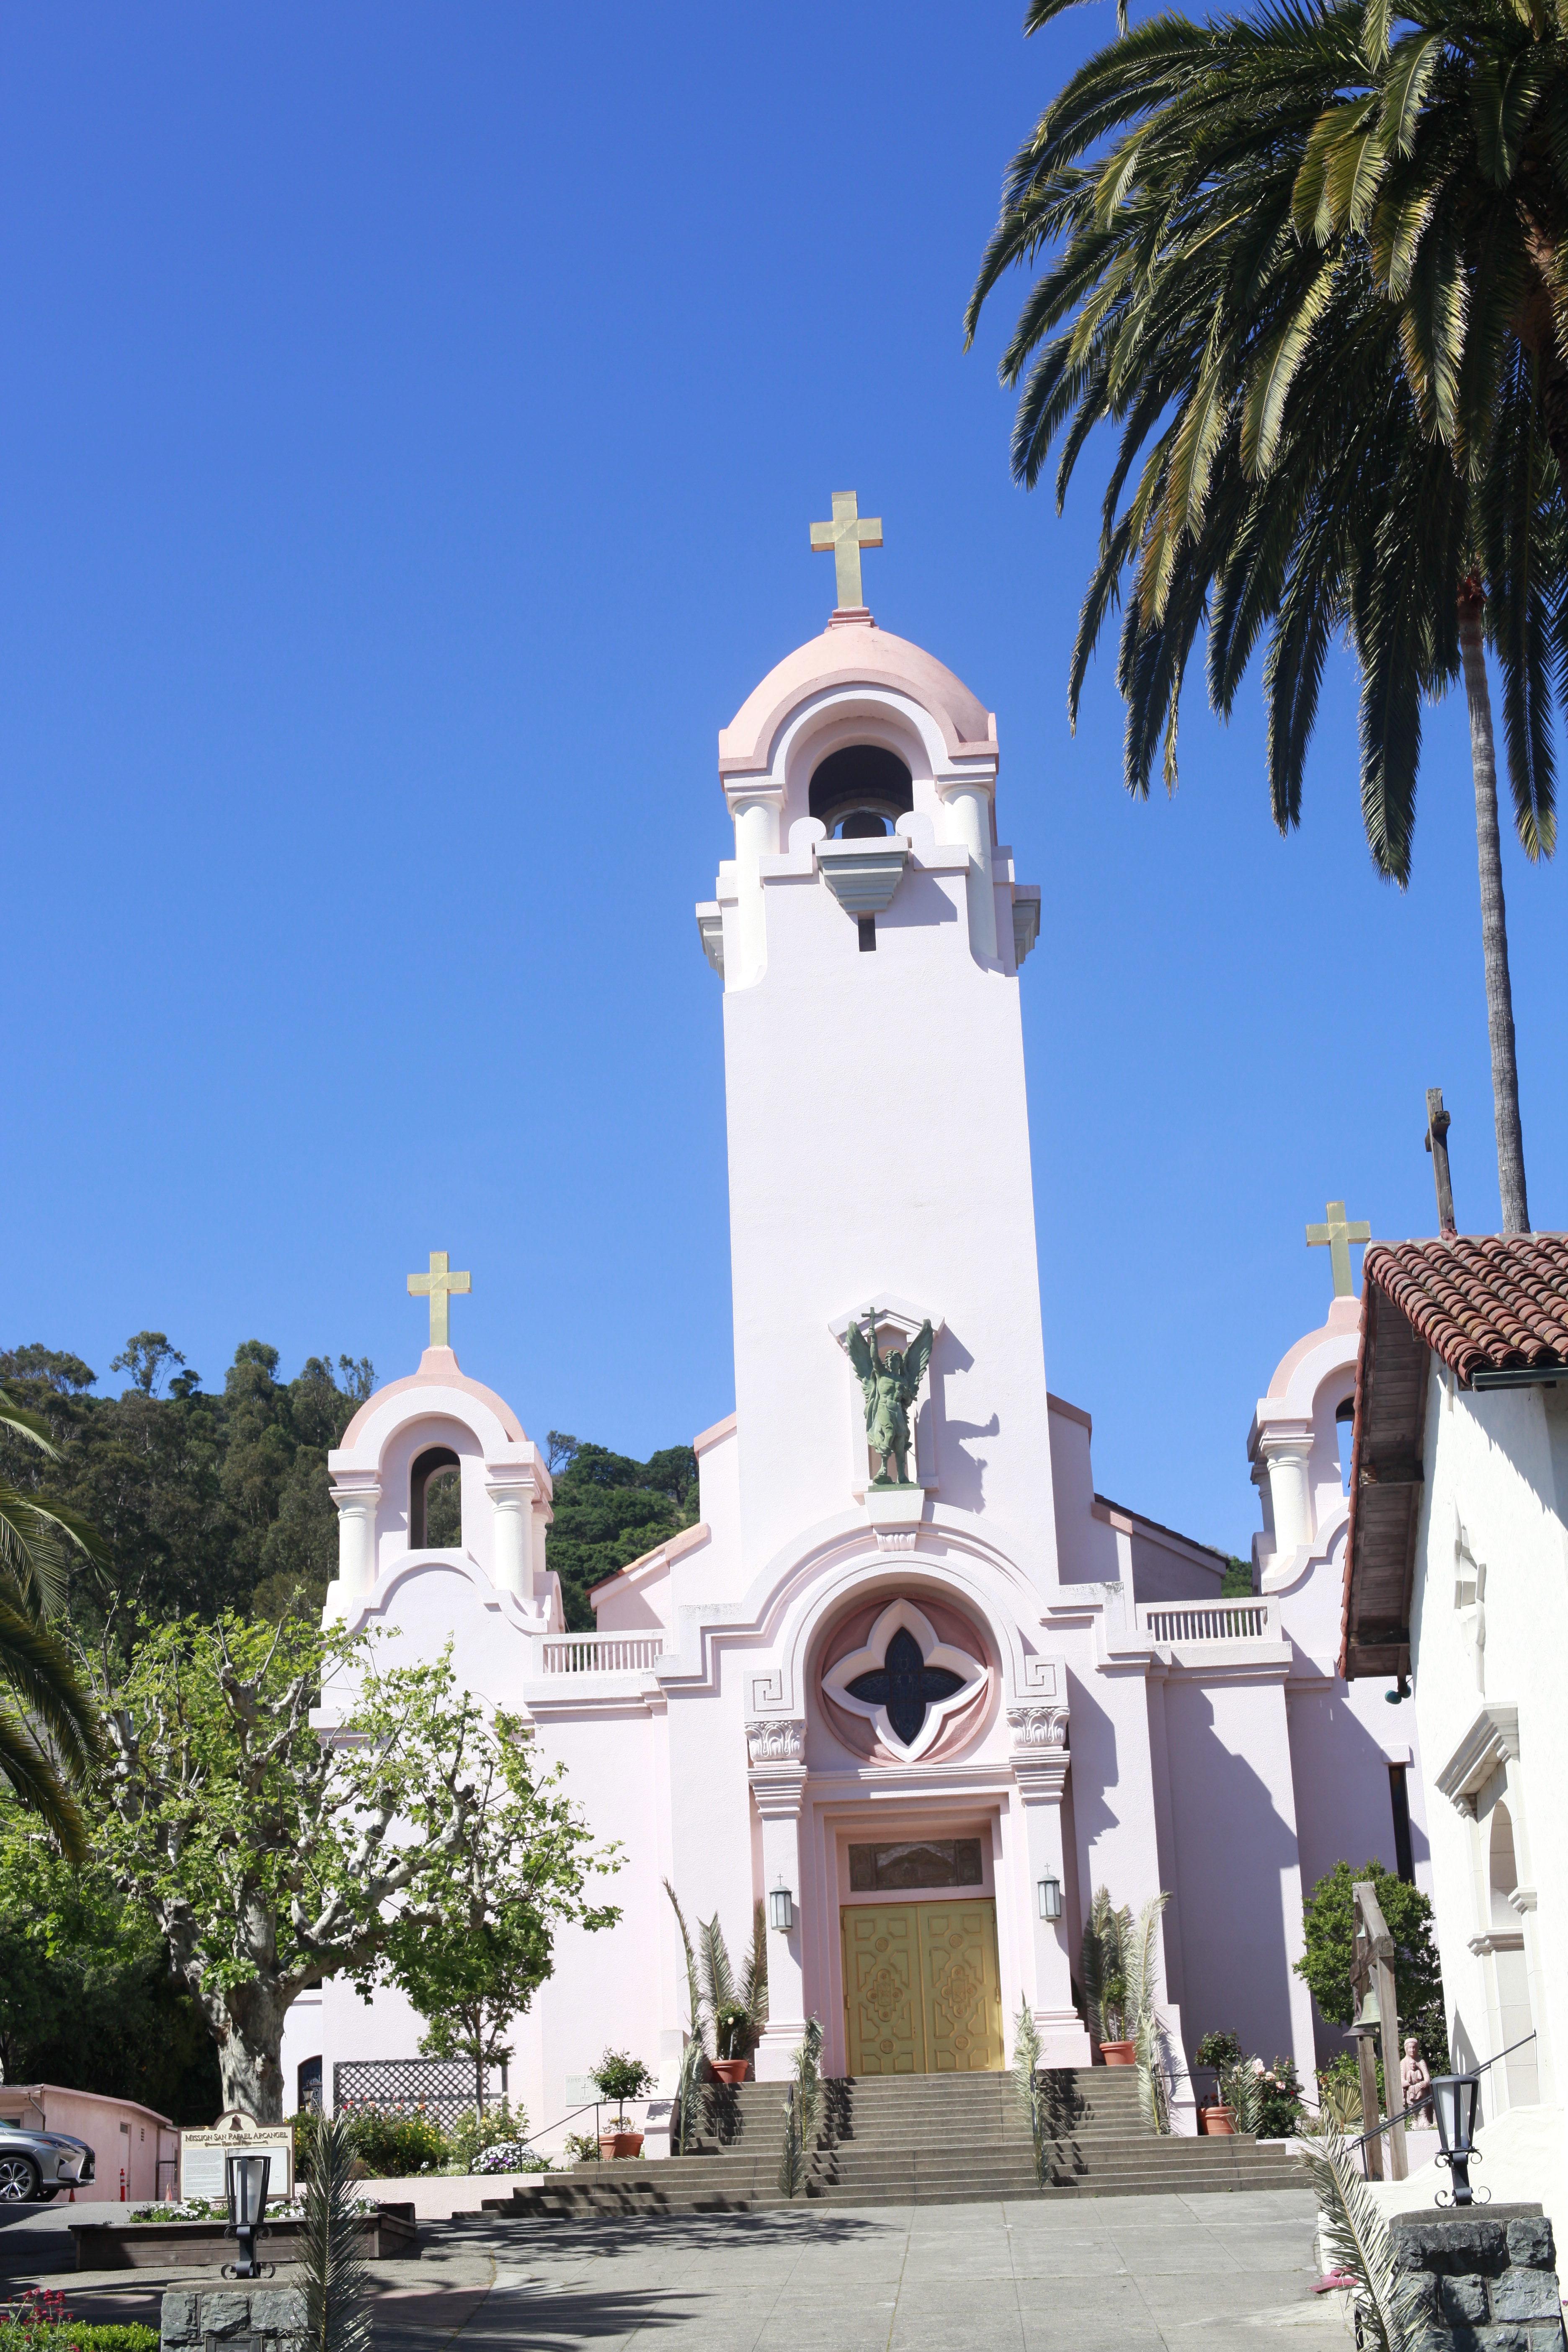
[1401,2036,1433,2123]
[845,1316,934,1487]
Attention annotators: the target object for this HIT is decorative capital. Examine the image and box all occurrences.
[746,1718,805,1766]
[1008,1704,1069,1751]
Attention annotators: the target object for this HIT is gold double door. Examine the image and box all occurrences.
[842,1899,1003,2074]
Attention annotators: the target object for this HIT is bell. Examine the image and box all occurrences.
[1350,1984,1382,2035]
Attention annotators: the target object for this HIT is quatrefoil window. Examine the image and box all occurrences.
[823,1599,987,1761]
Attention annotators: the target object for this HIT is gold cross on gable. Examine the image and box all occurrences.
[1306,1200,1372,1298]
[407,1250,471,1349]
[810,490,882,611]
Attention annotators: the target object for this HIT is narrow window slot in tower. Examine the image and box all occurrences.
[858,916,876,952]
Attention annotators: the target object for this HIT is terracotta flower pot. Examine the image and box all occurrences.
[598,2131,644,2160]
[1199,2105,1236,2136]
[1100,2040,1137,2066]
[709,2059,748,2086]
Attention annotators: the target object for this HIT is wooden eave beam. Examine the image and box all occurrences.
[1340,1283,1430,1681]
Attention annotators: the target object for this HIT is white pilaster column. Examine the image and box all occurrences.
[938,779,998,962]
[1259,1424,1315,1569]
[747,1720,807,2079]
[1010,1706,1093,2068]
[487,1484,529,1599]
[729,791,783,987]
[327,1479,380,1617]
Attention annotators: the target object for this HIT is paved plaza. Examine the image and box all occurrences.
[3,2187,1351,2352]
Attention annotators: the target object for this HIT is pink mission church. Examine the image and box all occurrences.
[287,503,1426,2141]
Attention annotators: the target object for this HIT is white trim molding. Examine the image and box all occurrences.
[1435,1703,1521,1817]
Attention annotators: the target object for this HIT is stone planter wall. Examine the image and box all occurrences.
[72,2207,417,2272]
[1388,2202,1565,2348]
[160,2288,305,2352]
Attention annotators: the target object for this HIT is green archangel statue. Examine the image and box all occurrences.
[845,1316,935,1487]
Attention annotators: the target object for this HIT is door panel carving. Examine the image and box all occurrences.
[843,1900,1001,2074]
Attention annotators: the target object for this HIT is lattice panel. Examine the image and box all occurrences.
[332,2059,503,2121]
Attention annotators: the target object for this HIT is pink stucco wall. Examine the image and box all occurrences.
[0,2085,178,2202]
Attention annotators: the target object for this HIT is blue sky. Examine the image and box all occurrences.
[4,3,1561,1559]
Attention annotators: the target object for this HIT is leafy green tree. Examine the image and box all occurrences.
[0,1798,219,2120]
[1296,1859,1449,2070]
[382,1710,620,2112]
[82,1614,619,2121]
[547,1441,699,1629]
[966,0,1560,1230]
[1220,1557,1254,1599]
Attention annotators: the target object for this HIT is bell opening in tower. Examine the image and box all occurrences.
[809,743,913,840]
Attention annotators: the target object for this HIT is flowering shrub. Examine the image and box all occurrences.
[0,2291,157,2352]
[470,2142,550,2175]
[124,2196,379,2224]
[1251,2056,1304,2139]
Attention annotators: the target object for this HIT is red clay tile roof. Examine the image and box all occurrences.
[1362,1233,1568,1385]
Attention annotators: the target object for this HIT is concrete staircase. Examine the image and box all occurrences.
[474,2068,1300,2220]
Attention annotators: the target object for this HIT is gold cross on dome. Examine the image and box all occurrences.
[407,1250,471,1348]
[1306,1200,1371,1298]
[810,490,882,611]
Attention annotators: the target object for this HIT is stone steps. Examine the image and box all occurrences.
[471,2066,1301,2220]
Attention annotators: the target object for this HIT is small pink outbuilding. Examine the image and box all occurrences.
[0,2084,179,2202]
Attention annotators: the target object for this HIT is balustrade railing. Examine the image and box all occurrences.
[1138,1601,1271,1645]
[538,1634,665,1674]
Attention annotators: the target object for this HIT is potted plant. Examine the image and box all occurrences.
[1099,1971,1136,2064]
[1194,2031,1242,2133]
[591,2050,654,2158]
[710,1999,753,2086]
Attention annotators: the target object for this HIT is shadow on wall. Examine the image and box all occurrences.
[927,1325,996,1516]
[1160,1685,1307,2070]
[1284,1685,1428,2071]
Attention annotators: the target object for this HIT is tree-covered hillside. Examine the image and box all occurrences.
[0,1336,701,1631]
[544,1435,699,1629]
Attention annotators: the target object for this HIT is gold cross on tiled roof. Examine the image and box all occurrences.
[1307,1200,1371,1298]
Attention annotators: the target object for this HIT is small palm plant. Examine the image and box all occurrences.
[1012,2003,1049,2187]
[297,2112,371,2352]
[777,2017,824,2199]
[1079,1887,1130,2048]
[1125,1892,1172,2131]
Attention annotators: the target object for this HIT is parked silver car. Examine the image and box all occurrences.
[0,2123,95,2202]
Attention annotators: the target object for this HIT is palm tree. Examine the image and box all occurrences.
[967,0,1563,1230]
[0,1392,104,1858]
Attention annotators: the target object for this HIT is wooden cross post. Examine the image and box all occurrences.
[1353,1879,1408,2182]
[1425,1089,1457,1236]
[810,491,882,612]
[1306,1200,1372,1298]
[407,1250,471,1349]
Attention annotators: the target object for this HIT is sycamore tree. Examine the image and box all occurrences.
[379,1708,621,2115]
[82,1613,620,2122]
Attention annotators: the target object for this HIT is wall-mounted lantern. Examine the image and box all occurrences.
[769,1881,795,1933]
[1037,1877,1063,1923]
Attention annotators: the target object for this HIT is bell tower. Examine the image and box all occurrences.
[696,500,1056,1585]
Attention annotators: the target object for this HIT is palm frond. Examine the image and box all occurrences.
[1298,2129,1427,2351]
[699,1913,736,2017]
[0,1708,88,1866]
[299,2110,374,2352]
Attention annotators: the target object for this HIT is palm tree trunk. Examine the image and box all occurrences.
[1457,583,1530,1235]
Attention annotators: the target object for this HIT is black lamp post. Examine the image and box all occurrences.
[1430,2073,1482,2207]
[224,2151,272,2278]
